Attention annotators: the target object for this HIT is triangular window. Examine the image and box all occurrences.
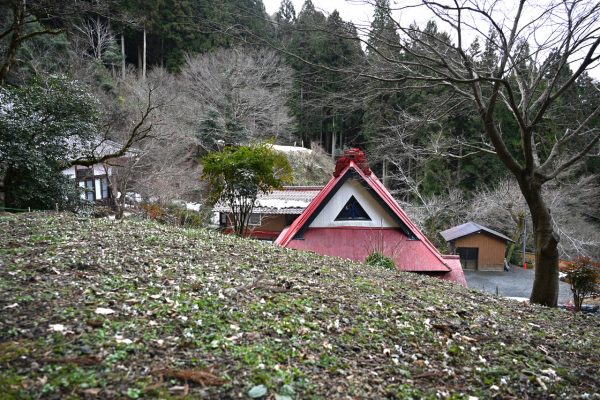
[335,196,371,221]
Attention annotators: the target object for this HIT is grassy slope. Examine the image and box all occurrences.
[0,213,599,400]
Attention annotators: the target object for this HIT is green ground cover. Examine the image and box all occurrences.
[0,212,598,399]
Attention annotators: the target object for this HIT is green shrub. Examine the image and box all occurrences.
[174,208,205,228]
[563,256,600,311]
[365,252,396,270]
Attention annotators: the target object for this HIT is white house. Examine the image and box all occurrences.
[62,139,132,203]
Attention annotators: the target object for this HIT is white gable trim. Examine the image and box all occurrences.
[308,179,400,228]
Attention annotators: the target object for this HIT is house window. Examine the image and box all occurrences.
[100,177,110,199]
[335,196,371,221]
[84,179,95,202]
[220,213,228,227]
[248,213,261,226]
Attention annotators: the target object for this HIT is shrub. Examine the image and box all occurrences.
[563,256,600,311]
[140,203,206,228]
[141,203,164,220]
[365,252,396,270]
[174,208,205,228]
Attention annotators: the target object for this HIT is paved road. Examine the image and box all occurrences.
[464,267,572,304]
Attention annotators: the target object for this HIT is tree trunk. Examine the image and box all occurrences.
[382,158,388,187]
[3,167,18,209]
[0,5,24,84]
[142,26,147,79]
[331,116,336,159]
[96,15,102,60]
[518,178,560,307]
[121,33,126,79]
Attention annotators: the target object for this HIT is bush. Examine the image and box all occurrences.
[174,208,205,228]
[365,252,396,270]
[140,202,206,228]
[563,256,600,311]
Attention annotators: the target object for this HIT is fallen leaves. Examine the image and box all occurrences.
[151,368,226,386]
[1,213,600,399]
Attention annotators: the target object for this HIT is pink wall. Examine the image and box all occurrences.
[286,227,450,273]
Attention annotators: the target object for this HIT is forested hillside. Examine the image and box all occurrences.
[1,0,599,263]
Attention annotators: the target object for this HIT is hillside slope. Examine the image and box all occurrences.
[274,145,334,186]
[0,213,599,399]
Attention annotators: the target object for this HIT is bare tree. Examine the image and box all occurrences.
[342,0,600,306]
[461,177,600,262]
[69,69,172,168]
[110,69,201,210]
[178,47,295,152]
[401,175,600,263]
[75,17,116,61]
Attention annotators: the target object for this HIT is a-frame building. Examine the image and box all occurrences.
[275,149,466,286]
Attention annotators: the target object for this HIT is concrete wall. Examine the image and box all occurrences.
[454,233,506,271]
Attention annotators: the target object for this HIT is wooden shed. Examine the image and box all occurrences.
[440,222,514,271]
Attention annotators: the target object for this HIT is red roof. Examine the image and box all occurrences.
[275,160,452,274]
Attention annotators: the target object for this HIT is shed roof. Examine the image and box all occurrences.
[440,221,514,243]
[213,186,322,215]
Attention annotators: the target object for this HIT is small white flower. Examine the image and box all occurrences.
[49,324,66,332]
[95,307,115,315]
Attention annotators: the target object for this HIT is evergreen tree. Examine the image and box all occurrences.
[0,76,98,209]
[367,0,400,59]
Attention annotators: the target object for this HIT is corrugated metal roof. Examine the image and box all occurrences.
[67,137,136,161]
[213,186,322,215]
[440,221,514,242]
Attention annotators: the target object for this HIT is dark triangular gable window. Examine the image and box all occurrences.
[335,196,371,221]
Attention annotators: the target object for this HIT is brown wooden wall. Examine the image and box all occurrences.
[454,233,506,271]
[257,214,287,233]
[223,213,297,240]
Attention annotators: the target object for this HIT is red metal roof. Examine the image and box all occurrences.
[275,160,452,274]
